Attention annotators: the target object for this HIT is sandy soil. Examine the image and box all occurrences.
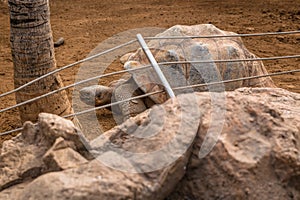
[0,0,299,144]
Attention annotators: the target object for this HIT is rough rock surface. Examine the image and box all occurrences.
[1,94,201,200]
[0,113,88,191]
[169,87,300,200]
[0,87,299,200]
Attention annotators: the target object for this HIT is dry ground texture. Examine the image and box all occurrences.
[0,0,299,143]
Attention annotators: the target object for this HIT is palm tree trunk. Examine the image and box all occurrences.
[8,0,77,125]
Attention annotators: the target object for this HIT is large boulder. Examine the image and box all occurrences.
[1,93,202,200]
[0,87,299,200]
[169,87,300,199]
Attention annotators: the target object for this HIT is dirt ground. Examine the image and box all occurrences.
[0,0,299,144]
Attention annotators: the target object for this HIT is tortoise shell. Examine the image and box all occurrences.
[124,24,275,104]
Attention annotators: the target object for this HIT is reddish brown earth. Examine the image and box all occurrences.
[0,0,299,144]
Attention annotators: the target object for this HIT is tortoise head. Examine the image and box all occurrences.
[79,85,113,107]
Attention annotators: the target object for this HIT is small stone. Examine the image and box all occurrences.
[246,27,255,31]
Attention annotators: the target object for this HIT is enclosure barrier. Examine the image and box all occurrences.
[0,30,299,136]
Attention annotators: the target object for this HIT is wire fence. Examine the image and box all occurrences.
[1,30,299,99]
[1,67,299,137]
[63,68,300,119]
[0,30,299,136]
[146,30,300,40]
[1,54,299,114]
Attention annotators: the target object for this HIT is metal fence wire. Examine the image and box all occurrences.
[0,30,299,136]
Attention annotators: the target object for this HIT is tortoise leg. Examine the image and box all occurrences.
[113,83,147,122]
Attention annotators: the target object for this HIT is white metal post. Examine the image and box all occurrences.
[136,33,175,99]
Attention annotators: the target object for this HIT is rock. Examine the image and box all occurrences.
[0,182,29,200]
[246,27,255,31]
[169,87,300,200]
[0,122,47,191]
[0,113,89,192]
[43,137,88,171]
[54,37,65,47]
[43,147,87,172]
[15,160,152,200]
[37,113,88,151]
[1,88,300,200]
[9,93,202,200]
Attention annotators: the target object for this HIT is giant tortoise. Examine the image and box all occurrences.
[79,24,275,122]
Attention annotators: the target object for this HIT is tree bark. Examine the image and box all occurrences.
[8,0,76,124]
